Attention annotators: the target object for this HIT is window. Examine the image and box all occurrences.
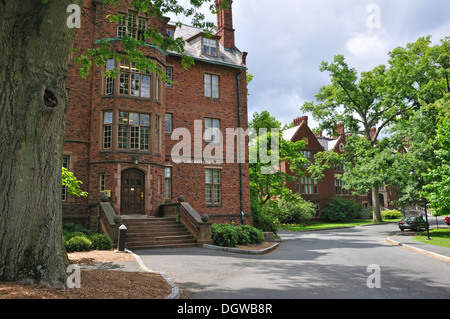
[154,115,160,153]
[205,118,220,142]
[203,38,217,56]
[119,60,151,98]
[105,59,115,95]
[165,113,172,133]
[118,111,150,151]
[117,12,147,40]
[103,111,113,149]
[335,179,349,195]
[99,174,105,192]
[166,67,173,86]
[62,156,69,201]
[297,176,318,195]
[204,74,219,98]
[205,169,221,204]
[301,150,313,167]
[164,167,172,199]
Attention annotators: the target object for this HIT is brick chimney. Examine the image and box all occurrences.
[293,116,308,127]
[370,127,377,141]
[336,123,344,136]
[215,0,235,49]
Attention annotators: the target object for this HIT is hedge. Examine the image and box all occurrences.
[211,224,264,247]
[62,222,112,252]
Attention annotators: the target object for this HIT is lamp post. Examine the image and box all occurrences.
[410,169,431,240]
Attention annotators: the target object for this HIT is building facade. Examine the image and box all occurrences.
[63,0,250,228]
[282,116,396,216]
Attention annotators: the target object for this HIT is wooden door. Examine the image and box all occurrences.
[121,169,145,215]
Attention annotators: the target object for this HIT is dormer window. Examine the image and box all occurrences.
[203,38,218,57]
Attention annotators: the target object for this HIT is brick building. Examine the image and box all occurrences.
[63,0,250,229]
[281,116,396,216]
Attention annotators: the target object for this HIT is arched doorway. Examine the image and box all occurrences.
[121,168,145,215]
[379,193,385,208]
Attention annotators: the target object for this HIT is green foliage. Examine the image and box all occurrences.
[62,168,88,197]
[320,197,362,222]
[269,195,315,225]
[65,236,93,252]
[90,233,113,251]
[251,198,278,234]
[381,210,403,220]
[62,223,112,252]
[211,224,265,247]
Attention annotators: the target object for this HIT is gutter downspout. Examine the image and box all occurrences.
[237,70,244,225]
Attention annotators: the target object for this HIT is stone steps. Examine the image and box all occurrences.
[123,216,197,250]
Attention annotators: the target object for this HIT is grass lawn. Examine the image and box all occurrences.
[279,219,401,232]
[414,228,450,248]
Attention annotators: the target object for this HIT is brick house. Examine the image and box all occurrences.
[63,0,250,230]
[281,116,396,216]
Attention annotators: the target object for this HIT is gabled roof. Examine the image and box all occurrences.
[168,22,247,70]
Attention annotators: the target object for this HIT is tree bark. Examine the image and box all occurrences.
[0,0,82,286]
[371,186,382,223]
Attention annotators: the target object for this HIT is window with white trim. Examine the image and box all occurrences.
[205,168,221,204]
[204,73,219,98]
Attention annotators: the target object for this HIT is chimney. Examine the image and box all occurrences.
[336,123,344,137]
[370,127,377,141]
[293,116,308,127]
[215,0,235,49]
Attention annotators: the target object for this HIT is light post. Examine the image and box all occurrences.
[410,169,431,240]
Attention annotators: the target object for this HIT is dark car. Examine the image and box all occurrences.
[399,216,429,231]
[445,215,450,226]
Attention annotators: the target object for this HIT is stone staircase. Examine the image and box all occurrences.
[123,216,198,250]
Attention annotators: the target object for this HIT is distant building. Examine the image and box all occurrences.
[281,116,396,216]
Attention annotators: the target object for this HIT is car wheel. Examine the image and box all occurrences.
[400,228,404,231]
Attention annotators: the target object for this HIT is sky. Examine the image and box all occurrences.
[175,0,450,130]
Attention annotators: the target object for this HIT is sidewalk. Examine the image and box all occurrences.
[386,234,450,263]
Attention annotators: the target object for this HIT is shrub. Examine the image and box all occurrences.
[211,224,265,247]
[90,233,113,250]
[251,199,278,234]
[273,196,315,225]
[65,236,93,252]
[320,196,362,222]
[212,224,238,247]
[381,209,403,220]
[62,222,112,251]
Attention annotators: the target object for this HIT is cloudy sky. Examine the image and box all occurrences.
[176,0,450,129]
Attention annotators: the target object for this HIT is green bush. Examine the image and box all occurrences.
[62,222,112,252]
[211,224,265,247]
[274,196,315,224]
[381,209,403,220]
[212,224,238,247]
[90,233,113,250]
[65,236,93,252]
[320,196,362,222]
[251,199,278,234]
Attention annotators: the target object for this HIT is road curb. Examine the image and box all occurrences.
[203,242,279,255]
[386,237,450,263]
[124,249,180,299]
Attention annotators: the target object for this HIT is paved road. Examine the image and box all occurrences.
[136,222,450,299]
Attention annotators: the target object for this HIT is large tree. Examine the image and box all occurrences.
[0,0,220,286]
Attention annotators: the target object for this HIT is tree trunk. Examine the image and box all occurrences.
[372,186,382,223]
[0,0,82,286]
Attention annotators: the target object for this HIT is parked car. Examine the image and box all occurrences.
[445,215,450,226]
[399,216,429,231]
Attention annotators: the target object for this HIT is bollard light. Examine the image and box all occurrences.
[118,224,127,252]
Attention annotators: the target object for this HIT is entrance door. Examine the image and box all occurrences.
[121,169,145,215]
